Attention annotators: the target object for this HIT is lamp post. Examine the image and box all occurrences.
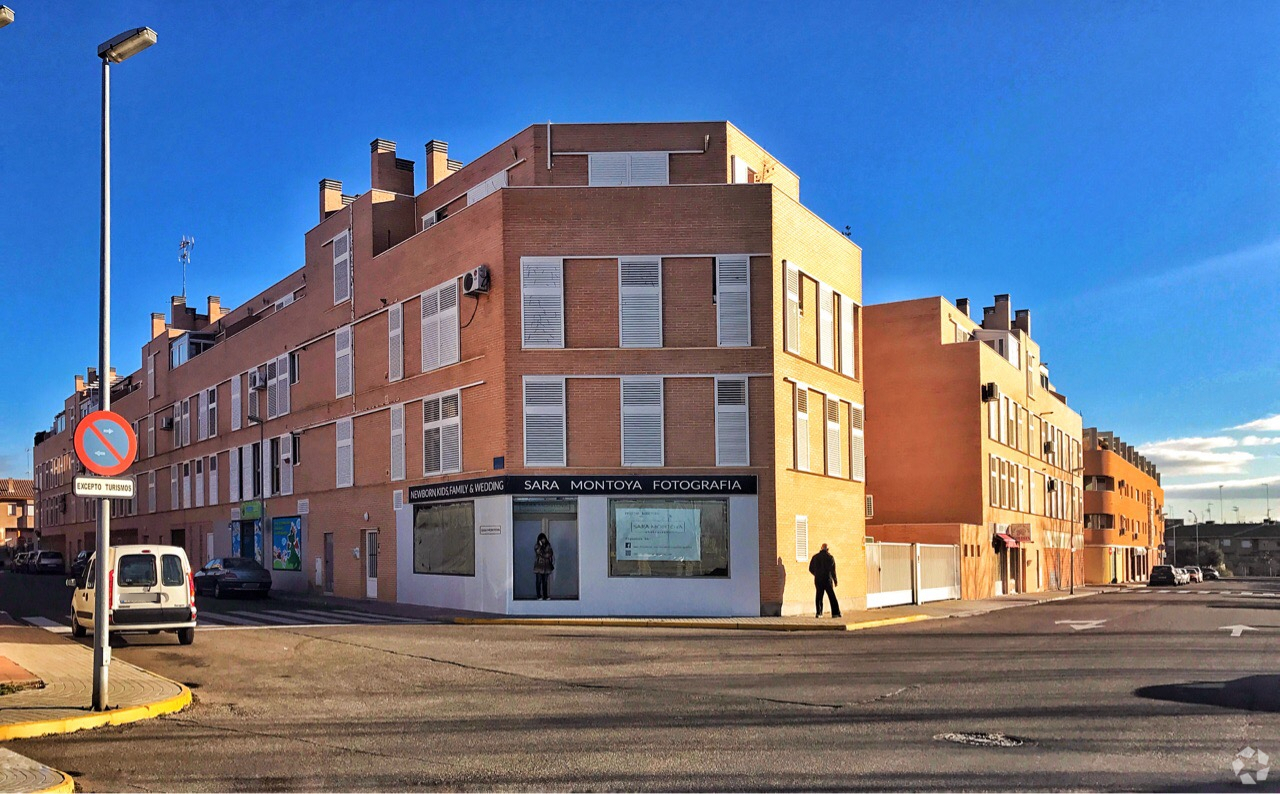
[1185,510,1197,567]
[0,6,14,27]
[248,413,267,565]
[1219,485,1225,531]
[92,25,156,714]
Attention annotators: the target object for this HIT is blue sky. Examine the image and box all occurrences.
[1,1,1277,522]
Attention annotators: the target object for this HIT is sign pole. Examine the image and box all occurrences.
[92,55,111,713]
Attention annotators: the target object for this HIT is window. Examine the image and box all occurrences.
[332,229,351,305]
[825,397,841,477]
[785,264,801,354]
[621,378,663,466]
[180,398,191,446]
[423,392,462,475]
[270,437,282,496]
[208,455,219,506]
[840,297,859,377]
[523,378,566,467]
[231,374,242,432]
[619,257,662,348]
[335,325,353,398]
[794,386,810,471]
[849,403,866,482]
[251,441,263,498]
[267,355,291,419]
[388,303,404,382]
[147,353,156,399]
[420,279,460,371]
[390,404,406,481]
[587,151,669,186]
[194,458,204,507]
[206,387,218,437]
[229,447,241,503]
[161,555,185,587]
[989,456,999,507]
[716,255,751,347]
[118,555,157,587]
[279,435,293,496]
[336,418,354,488]
[170,464,178,510]
[608,498,729,577]
[521,257,564,348]
[466,170,507,204]
[988,399,999,441]
[819,285,835,369]
[714,377,749,466]
[413,501,475,576]
[795,515,809,562]
[148,470,156,513]
[999,396,1009,445]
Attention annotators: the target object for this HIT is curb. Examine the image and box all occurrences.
[0,674,192,743]
[36,768,75,793]
[450,613,932,632]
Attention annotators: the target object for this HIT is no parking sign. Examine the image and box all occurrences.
[74,410,137,476]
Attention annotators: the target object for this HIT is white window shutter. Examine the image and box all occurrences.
[438,280,460,366]
[335,326,353,398]
[521,257,564,348]
[148,470,156,513]
[440,393,462,473]
[850,403,866,482]
[194,460,204,507]
[229,447,240,503]
[197,391,208,441]
[209,455,219,506]
[336,418,354,488]
[390,403,405,481]
[231,374,242,432]
[466,169,508,205]
[523,378,566,466]
[819,285,835,369]
[207,388,218,436]
[716,255,751,347]
[241,444,253,499]
[280,435,293,496]
[795,516,809,563]
[146,355,155,399]
[421,286,441,371]
[266,359,279,419]
[627,152,669,185]
[621,378,664,466]
[276,355,290,415]
[826,398,841,477]
[170,464,179,509]
[619,257,662,348]
[423,396,442,475]
[333,230,351,304]
[785,264,801,353]
[714,377,749,466]
[840,296,856,377]
[588,153,628,186]
[795,387,810,471]
[388,303,403,382]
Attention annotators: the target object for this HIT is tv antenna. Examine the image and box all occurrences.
[179,236,195,298]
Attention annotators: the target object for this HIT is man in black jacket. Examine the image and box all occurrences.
[809,543,841,618]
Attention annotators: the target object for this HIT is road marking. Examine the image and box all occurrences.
[323,608,418,623]
[21,617,70,634]
[1056,619,1107,631]
[259,609,346,624]
[201,613,261,626]
[1220,624,1259,638]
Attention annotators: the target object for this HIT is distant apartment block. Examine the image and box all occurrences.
[33,122,867,616]
[0,478,35,550]
[863,295,1084,602]
[1082,428,1163,583]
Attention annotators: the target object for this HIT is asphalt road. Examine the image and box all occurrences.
[3,571,1279,792]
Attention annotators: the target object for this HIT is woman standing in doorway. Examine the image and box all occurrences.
[534,533,555,600]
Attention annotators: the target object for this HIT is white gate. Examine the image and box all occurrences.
[866,542,914,608]
[916,543,960,603]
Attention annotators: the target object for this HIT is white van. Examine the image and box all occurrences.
[68,544,197,645]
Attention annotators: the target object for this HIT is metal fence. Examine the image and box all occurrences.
[916,543,961,603]
[866,542,915,608]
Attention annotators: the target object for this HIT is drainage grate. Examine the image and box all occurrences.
[934,732,1026,747]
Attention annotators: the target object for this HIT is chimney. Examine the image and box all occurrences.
[370,139,415,195]
[151,312,167,338]
[426,140,450,187]
[320,178,345,220]
[108,367,117,385]
[1014,308,1031,338]
[955,298,970,318]
[207,296,225,323]
[86,367,97,387]
[986,293,1012,330]
[74,374,85,393]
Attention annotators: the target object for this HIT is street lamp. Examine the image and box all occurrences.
[0,7,14,28]
[1184,510,1197,567]
[91,24,156,714]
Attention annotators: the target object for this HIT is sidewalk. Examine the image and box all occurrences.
[0,613,191,793]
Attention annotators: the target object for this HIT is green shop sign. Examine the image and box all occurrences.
[239,500,263,520]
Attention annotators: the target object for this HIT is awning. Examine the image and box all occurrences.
[995,533,1020,548]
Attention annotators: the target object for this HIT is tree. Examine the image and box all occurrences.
[1176,542,1224,568]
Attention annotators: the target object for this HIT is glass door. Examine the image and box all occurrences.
[513,498,579,600]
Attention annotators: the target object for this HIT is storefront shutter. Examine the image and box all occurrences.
[587,153,628,186]
[521,257,564,348]
[621,378,664,466]
[716,255,751,347]
[715,377,749,466]
[523,378,566,466]
[619,257,662,348]
[627,152,669,185]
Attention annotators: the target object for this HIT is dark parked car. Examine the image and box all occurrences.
[33,551,65,574]
[1149,565,1179,586]
[194,557,272,599]
[1202,567,1221,580]
[70,550,90,579]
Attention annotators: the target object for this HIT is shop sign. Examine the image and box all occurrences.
[1007,524,1032,542]
[240,500,263,520]
[408,474,759,504]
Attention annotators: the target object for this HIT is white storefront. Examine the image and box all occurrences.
[395,475,760,617]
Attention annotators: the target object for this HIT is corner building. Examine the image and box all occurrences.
[1082,428,1163,583]
[863,295,1084,602]
[33,122,866,616]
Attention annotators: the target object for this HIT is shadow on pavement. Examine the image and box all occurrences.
[1136,675,1280,713]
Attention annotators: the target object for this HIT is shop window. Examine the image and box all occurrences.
[607,498,730,578]
[413,501,475,576]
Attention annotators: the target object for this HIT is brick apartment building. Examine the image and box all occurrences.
[0,478,35,552]
[863,295,1085,602]
[1163,519,1279,576]
[1082,428,1163,583]
[33,121,867,616]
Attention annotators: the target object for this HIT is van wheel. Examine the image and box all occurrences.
[178,628,195,645]
[71,616,86,638]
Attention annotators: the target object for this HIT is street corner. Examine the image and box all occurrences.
[0,747,74,794]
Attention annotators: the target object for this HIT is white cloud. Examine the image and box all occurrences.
[1232,415,1280,433]
[1241,435,1280,447]
[1163,473,1280,499]
[1138,436,1253,476]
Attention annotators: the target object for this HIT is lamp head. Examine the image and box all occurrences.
[0,7,15,28]
[98,27,157,63]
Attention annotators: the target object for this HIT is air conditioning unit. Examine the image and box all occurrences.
[159,416,174,431]
[421,210,438,231]
[462,264,490,296]
[249,366,267,391]
[981,382,1001,403]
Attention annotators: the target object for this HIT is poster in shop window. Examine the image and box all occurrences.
[272,516,302,571]
[616,508,701,561]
